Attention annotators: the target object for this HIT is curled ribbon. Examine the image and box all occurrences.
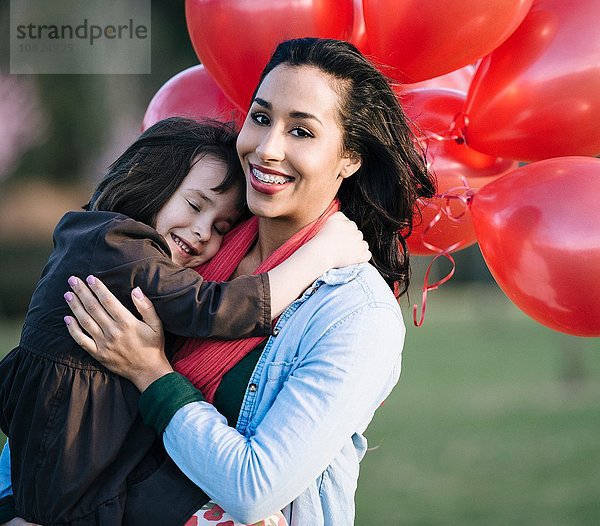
[414,111,469,150]
[412,175,475,327]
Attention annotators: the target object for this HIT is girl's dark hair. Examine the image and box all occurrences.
[255,38,436,296]
[88,117,246,227]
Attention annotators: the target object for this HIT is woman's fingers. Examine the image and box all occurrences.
[68,275,128,323]
[131,288,164,338]
[83,275,132,323]
[64,285,104,340]
[63,315,98,356]
[61,276,169,388]
[66,276,115,327]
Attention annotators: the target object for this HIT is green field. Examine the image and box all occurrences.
[357,285,600,525]
[1,285,599,525]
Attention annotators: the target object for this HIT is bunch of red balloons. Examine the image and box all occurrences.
[143,0,600,337]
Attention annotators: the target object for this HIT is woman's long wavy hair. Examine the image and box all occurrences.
[87,117,247,227]
[254,38,436,296]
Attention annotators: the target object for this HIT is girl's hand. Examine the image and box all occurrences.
[64,276,174,392]
[267,212,371,315]
[311,212,371,269]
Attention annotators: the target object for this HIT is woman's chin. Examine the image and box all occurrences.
[247,199,283,220]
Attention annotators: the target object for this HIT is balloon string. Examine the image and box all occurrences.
[412,176,475,327]
[448,111,468,145]
[413,251,456,327]
[415,112,469,148]
[418,176,475,251]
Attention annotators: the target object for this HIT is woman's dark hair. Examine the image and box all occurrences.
[87,117,246,227]
[255,38,436,296]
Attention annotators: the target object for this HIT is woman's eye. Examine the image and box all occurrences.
[186,199,201,212]
[290,127,314,138]
[251,112,270,126]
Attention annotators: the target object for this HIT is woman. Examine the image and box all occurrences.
[4,37,435,525]
[0,116,368,526]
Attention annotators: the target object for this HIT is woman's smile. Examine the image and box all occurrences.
[249,163,294,195]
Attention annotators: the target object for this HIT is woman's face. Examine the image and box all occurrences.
[154,156,241,268]
[236,64,360,228]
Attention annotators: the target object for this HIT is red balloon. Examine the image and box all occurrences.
[402,64,477,94]
[401,88,517,255]
[363,0,533,83]
[464,0,600,161]
[350,0,370,55]
[407,171,510,257]
[185,0,354,111]
[142,65,245,131]
[471,157,600,337]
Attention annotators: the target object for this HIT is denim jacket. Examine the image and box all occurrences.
[0,263,405,525]
[160,263,405,525]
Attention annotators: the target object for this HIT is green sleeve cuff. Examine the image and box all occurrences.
[139,372,205,434]
[0,495,17,523]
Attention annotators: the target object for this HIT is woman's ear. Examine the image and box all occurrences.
[339,153,362,180]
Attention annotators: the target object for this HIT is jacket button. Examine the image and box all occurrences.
[272,327,280,336]
[248,383,258,392]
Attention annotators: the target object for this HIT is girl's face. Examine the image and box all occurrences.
[236,64,361,228]
[154,156,242,268]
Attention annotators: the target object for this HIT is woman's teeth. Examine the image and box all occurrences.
[252,167,293,185]
[172,234,196,255]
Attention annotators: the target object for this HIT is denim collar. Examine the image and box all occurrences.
[301,263,363,300]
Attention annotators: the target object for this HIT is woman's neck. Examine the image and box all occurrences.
[234,216,311,276]
[255,216,301,262]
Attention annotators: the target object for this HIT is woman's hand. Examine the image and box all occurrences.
[64,276,174,392]
[1,519,40,526]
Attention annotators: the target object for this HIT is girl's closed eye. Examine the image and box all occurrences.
[186,199,202,212]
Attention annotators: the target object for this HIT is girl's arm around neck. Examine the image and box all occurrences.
[266,212,371,317]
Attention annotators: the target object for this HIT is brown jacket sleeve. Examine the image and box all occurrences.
[77,212,272,339]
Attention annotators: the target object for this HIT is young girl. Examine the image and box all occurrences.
[0,117,369,525]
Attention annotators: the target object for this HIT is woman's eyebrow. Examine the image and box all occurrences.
[289,111,322,125]
[253,97,322,125]
[254,97,271,109]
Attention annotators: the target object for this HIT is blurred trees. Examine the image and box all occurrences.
[0,1,200,316]
[1,1,198,185]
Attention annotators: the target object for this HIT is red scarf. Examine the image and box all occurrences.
[172,199,340,402]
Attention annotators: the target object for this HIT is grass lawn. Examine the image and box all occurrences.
[1,284,599,525]
[356,285,600,525]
